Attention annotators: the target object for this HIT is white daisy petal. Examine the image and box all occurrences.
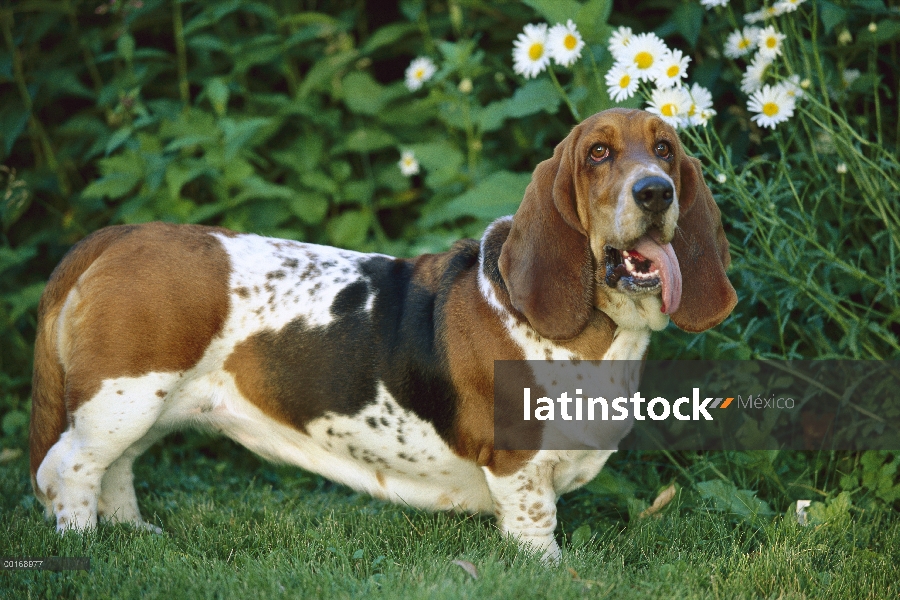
[620,32,669,82]
[745,5,785,23]
[741,53,772,94]
[608,26,634,61]
[398,150,420,176]
[654,48,691,88]
[646,86,692,128]
[700,0,729,8]
[757,26,786,60]
[512,23,550,79]
[605,63,640,102]
[686,83,716,126]
[404,57,437,91]
[724,27,760,59]
[548,20,585,67]
[747,84,796,129]
[777,74,804,99]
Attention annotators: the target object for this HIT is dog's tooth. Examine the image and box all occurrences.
[625,259,635,272]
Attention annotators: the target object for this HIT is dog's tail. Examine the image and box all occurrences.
[30,225,139,502]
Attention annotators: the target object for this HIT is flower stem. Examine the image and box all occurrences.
[547,66,580,121]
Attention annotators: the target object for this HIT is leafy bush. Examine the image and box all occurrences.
[1,0,898,515]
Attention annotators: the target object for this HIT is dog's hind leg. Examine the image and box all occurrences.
[35,373,176,532]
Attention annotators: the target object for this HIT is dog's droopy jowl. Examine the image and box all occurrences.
[30,109,736,562]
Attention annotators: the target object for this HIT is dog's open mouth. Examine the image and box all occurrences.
[604,235,682,314]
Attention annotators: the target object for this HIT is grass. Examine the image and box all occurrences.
[1,436,897,599]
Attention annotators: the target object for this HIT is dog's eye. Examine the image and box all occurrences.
[655,141,672,159]
[589,144,609,163]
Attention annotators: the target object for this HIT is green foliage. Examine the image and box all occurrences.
[0,0,898,544]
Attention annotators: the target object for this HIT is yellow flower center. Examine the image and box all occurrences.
[529,43,544,61]
[564,34,578,50]
[661,103,677,117]
[762,102,779,117]
[414,68,425,79]
[738,39,750,49]
[766,37,777,48]
[688,104,697,116]
[635,51,654,70]
[667,65,680,77]
[619,74,631,88]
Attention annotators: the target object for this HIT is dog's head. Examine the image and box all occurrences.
[498,108,737,340]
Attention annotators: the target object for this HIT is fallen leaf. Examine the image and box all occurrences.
[639,484,676,518]
[451,559,479,580]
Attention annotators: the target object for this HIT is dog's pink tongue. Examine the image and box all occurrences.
[633,236,682,314]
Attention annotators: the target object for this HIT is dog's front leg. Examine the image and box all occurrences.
[482,456,561,563]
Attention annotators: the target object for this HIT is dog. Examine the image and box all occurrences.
[30,108,736,562]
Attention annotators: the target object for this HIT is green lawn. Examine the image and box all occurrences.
[1,438,897,600]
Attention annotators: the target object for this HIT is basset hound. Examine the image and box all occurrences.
[30,108,736,562]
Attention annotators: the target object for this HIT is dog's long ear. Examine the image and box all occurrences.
[670,156,738,332]
[498,137,594,341]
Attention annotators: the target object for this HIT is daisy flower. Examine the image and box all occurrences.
[777,74,804,99]
[744,5,785,23]
[619,32,669,82]
[398,150,420,176]
[686,83,716,126]
[608,26,634,61]
[757,26,785,60]
[512,23,550,79]
[747,84,796,129]
[842,68,861,88]
[548,20,585,67]
[654,48,690,88]
[700,0,729,8]
[605,63,640,102]
[774,0,806,12]
[740,53,772,94]
[724,27,760,59]
[404,57,436,91]
[646,86,692,128]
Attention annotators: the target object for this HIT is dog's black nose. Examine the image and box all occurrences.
[632,176,674,213]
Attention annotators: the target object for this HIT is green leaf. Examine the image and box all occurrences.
[327,210,371,248]
[522,0,584,26]
[342,71,388,115]
[301,171,339,195]
[2,409,28,436]
[7,282,44,322]
[0,245,36,277]
[575,0,612,43]
[206,79,230,116]
[807,491,852,525]
[0,101,29,157]
[337,128,396,153]
[696,480,774,521]
[819,1,848,34]
[570,524,592,547]
[220,117,273,159]
[585,469,637,497]
[420,171,532,226]
[858,20,900,44]
[361,23,417,54]
[478,79,561,132]
[505,78,562,118]
[672,3,704,47]
[405,141,464,173]
[288,192,329,225]
[81,172,140,200]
